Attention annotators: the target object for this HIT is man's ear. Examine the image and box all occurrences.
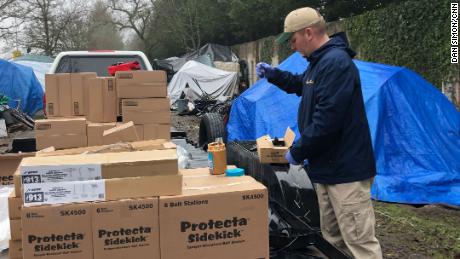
[304,27,313,39]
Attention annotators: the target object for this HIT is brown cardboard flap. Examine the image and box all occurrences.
[35,139,175,157]
[256,135,273,148]
[102,121,139,144]
[284,127,295,147]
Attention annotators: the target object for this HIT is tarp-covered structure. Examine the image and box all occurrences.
[227,52,460,206]
[0,59,44,116]
[168,60,238,104]
[155,43,238,73]
[12,54,54,90]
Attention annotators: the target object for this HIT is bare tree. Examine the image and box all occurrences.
[0,0,21,39]
[108,0,157,59]
[20,0,87,56]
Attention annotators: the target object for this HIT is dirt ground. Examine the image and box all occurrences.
[171,112,460,259]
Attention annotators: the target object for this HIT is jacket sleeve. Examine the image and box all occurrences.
[267,68,304,96]
[289,57,357,162]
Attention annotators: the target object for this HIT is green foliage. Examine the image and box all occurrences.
[344,0,452,87]
[260,37,274,63]
[278,39,294,63]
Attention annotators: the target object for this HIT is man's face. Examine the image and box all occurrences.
[290,27,314,57]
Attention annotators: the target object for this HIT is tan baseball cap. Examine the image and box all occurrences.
[276,7,325,44]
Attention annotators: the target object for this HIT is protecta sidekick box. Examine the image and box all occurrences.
[35,117,87,151]
[159,174,269,259]
[91,198,160,259]
[22,174,182,207]
[21,203,93,259]
[115,70,167,98]
[256,127,295,164]
[9,191,22,219]
[122,98,171,124]
[8,239,22,259]
[10,218,22,241]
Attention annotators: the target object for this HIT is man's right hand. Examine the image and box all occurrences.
[256,62,275,79]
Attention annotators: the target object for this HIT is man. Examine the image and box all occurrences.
[256,7,382,259]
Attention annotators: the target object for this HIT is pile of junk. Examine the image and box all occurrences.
[155,43,248,118]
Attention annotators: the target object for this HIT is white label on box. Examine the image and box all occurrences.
[22,180,106,207]
[20,164,102,184]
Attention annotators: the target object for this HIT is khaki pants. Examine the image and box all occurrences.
[315,179,382,259]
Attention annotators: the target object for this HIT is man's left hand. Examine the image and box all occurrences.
[285,150,300,165]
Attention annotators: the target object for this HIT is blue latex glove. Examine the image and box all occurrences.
[285,150,300,165]
[256,62,276,79]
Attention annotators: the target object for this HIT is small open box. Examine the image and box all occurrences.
[256,127,295,164]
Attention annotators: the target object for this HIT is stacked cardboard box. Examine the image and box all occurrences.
[8,192,23,259]
[14,149,181,205]
[0,153,34,186]
[45,73,97,117]
[117,71,171,140]
[35,117,87,150]
[15,167,268,259]
[41,70,171,151]
[11,142,183,258]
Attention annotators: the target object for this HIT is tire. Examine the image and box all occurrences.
[199,113,226,150]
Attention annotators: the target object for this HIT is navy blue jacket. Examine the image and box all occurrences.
[267,33,376,184]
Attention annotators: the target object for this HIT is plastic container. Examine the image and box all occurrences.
[226,168,244,177]
[207,141,227,175]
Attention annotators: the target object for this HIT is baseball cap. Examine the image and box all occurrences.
[276,7,325,44]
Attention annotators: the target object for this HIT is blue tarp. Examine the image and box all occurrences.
[0,59,44,116]
[227,52,460,206]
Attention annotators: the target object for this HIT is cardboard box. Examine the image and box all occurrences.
[35,117,87,150]
[9,192,22,219]
[58,73,72,117]
[135,124,144,140]
[10,218,22,240]
[88,77,117,123]
[13,170,20,197]
[22,203,93,259]
[19,149,178,184]
[83,74,98,116]
[35,139,176,157]
[102,121,139,145]
[116,71,167,98]
[22,174,182,207]
[117,98,123,116]
[143,124,170,140]
[87,122,117,146]
[0,153,34,186]
[92,198,160,259]
[159,174,268,259]
[122,98,171,124]
[256,127,295,164]
[45,74,60,116]
[8,239,22,259]
[71,73,97,115]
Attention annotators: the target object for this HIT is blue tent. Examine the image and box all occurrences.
[0,59,44,116]
[227,52,460,206]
